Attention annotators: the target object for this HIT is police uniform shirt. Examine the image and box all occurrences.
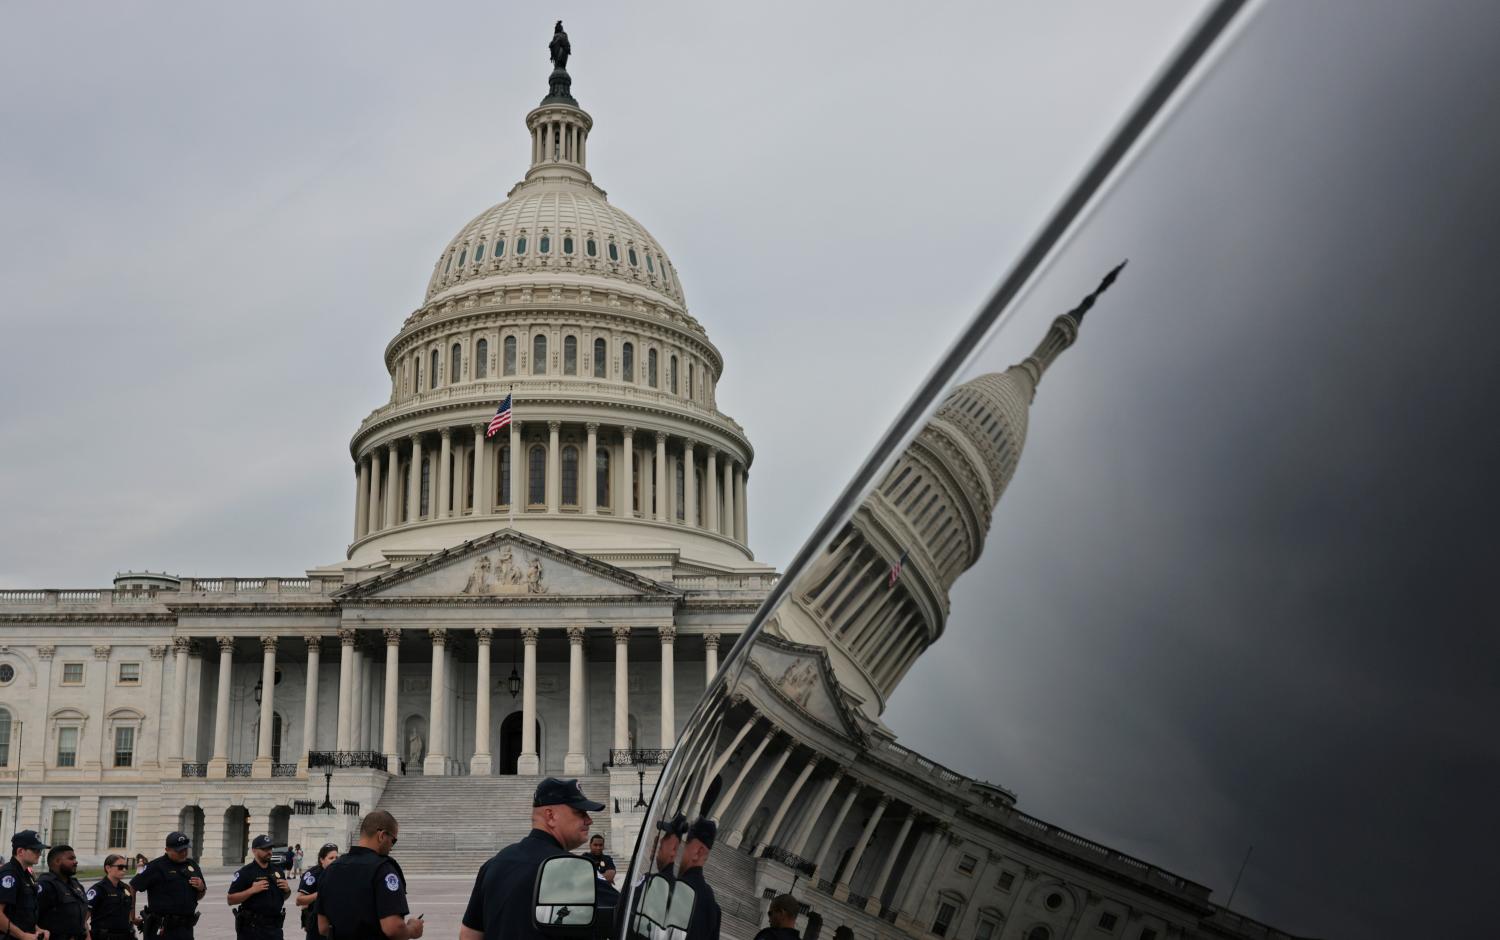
[315,847,407,940]
[86,878,135,935]
[130,854,204,915]
[295,865,327,940]
[752,928,801,940]
[462,829,578,940]
[676,866,722,940]
[581,850,616,877]
[0,858,41,932]
[36,872,89,940]
[228,859,287,919]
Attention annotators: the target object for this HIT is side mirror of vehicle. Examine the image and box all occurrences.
[628,875,696,940]
[533,855,597,937]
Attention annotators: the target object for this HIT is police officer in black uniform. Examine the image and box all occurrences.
[315,811,422,940]
[85,854,137,940]
[460,777,611,940]
[129,831,206,940]
[676,818,721,940]
[36,846,87,940]
[227,835,290,939]
[0,831,48,940]
[579,835,616,886]
[293,844,337,940]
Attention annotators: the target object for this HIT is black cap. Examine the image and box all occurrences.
[251,835,274,850]
[11,830,48,852]
[686,817,717,850]
[655,812,689,838]
[165,831,192,850]
[533,777,605,812]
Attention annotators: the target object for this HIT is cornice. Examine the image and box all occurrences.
[0,612,176,624]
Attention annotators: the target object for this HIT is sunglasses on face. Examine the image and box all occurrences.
[109,864,128,870]
[380,831,398,846]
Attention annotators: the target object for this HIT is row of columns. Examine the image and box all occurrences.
[532,116,586,166]
[353,424,749,544]
[174,627,726,778]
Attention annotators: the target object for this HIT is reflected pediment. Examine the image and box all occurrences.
[746,631,868,745]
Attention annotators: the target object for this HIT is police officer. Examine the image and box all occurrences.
[129,831,206,940]
[459,777,611,940]
[36,846,87,940]
[752,894,801,940]
[676,818,721,940]
[0,831,48,940]
[85,854,137,940]
[227,835,290,939]
[292,844,337,940]
[579,835,616,886]
[314,812,421,940]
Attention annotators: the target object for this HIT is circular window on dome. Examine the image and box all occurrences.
[1044,892,1064,911]
[563,236,574,254]
[517,236,528,256]
[0,663,14,685]
[586,238,597,257]
[539,235,551,254]
[628,248,638,267]
[608,242,618,262]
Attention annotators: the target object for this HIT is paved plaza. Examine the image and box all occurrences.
[196,870,476,938]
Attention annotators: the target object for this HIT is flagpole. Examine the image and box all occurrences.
[508,385,515,530]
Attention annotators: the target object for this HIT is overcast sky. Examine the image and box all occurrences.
[5,2,1496,937]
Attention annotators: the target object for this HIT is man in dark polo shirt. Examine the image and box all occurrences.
[0,830,47,940]
[676,818,721,940]
[459,777,610,940]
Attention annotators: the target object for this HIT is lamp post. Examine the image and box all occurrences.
[635,768,647,808]
[318,769,334,811]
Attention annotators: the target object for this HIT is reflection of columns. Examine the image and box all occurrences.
[722,459,735,537]
[471,628,493,775]
[252,636,277,776]
[704,633,720,685]
[683,440,698,527]
[789,766,843,857]
[424,630,448,775]
[382,630,401,768]
[621,427,635,517]
[169,637,192,763]
[705,449,720,533]
[811,781,860,881]
[659,626,676,747]
[584,423,599,514]
[717,727,775,824]
[300,639,320,768]
[368,451,383,533]
[696,714,759,813]
[757,755,817,854]
[547,421,561,513]
[726,739,792,848]
[207,636,234,777]
[471,424,488,515]
[612,627,630,751]
[384,441,400,528]
[518,627,540,774]
[355,459,369,540]
[735,466,748,543]
[437,428,452,519]
[565,626,587,774]
[897,824,949,926]
[335,629,355,750]
[407,434,423,522]
[654,433,668,522]
[867,811,916,913]
[834,794,889,900]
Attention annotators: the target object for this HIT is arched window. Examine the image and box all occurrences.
[504,336,517,375]
[687,363,695,400]
[675,459,685,521]
[596,448,610,509]
[586,238,597,257]
[539,235,551,254]
[458,248,468,267]
[528,445,546,505]
[593,338,607,378]
[496,238,506,258]
[476,339,489,378]
[411,358,419,394]
[631,453,641,513]
[628,247,638,267]
[430,349,440,388]
[646,253,655,273]
[563,336,578,375]
[420,457,431,517]
[0,708,11,767]
[562,445,579,506]
[1025,929,1051,940]
[450,343,462,383]
[498,445,511,507]
[516,235,528,255]
[474,242,485,262]
[647,349,658,387]
[670,355,679,394]
[533,334,548,374]
[622,343,635,382]
[563,236,574,254]
[608,241,619,262]
[444,252,454,273]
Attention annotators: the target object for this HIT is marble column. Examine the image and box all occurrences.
[654,433,668,522]
[547,421,562,512]
[811,781,861,882]
[471,628,493,775]
[355,459,370,540]
[704,633,720,686]
[716,728,775,823]
[299,638,320,770]
[437,428,453,519]
[621,427,635,517]
[683,440,698,527]
[471,424,488,515]
[757,754,817,854]
[584,423,599,514]
[695,715,759,813]
[726,740,792,848]
[834,794,890,900]
[206,636,234,777]
[896,824,950,926]
[788,767,843,858]
[349,641,364,750]
[509,421,523,513]
[384,441,400,528]
[659,626,676,747]
[424,629,448,775]
[705,449,719,532]
[382,630,401,769]
[565,626,587,774]
[519,627,540,774]
[368,451,383,533]
[735,466,748,543]
[252,635,277,777]
[169,637,192,764]
[407,434,423,522]
[612,627,630,752]
[867,810,916,913]
[335,629,356,750]
[722,459,735,537]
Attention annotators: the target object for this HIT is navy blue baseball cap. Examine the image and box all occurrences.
[11,830,47,852]
[251,835,274,850]
[655,812,689,837]
[165,831,192,849]
[686,817,717,850]
[533,777,605,812]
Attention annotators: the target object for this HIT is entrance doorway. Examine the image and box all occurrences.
[499,711,542,774]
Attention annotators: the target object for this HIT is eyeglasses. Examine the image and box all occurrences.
[108,864,128,870]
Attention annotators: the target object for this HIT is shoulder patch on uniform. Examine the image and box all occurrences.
[86,887,97,901]
[0,874,13,889]
[303,871,316,886]
[384,873,400,892]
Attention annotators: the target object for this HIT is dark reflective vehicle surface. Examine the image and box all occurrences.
[624,3,1500,939]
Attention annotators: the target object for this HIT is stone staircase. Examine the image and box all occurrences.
[704,843,768,940]
[376,774,612,872]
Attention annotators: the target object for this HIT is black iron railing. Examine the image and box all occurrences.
[292,800,317,815]
[272,763,299,777]
[226,763,253,777]
[180,762,206,778]
[816,878,835,895]
[308,750,388,771]
[605,748,671,767]
[342,800,361,817]
[879,907,898,924]
[761,845,816,876]
[846,893,869,910]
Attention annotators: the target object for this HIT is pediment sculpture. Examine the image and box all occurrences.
[461,547,547,596]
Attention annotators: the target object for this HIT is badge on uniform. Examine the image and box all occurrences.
[384,873,400,892]
[303,872,316,886]
[86,888,97,901]
[0,875,12,889]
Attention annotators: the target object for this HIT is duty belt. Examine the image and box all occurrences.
[236,909,286,928]
[94,931,137,940]
[159,912,200,927]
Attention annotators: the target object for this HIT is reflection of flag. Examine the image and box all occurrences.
[486,395,513,438]
[888,549,909,588]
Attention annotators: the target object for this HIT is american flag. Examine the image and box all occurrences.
[486,395,513,438]
[888,549,910,589]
